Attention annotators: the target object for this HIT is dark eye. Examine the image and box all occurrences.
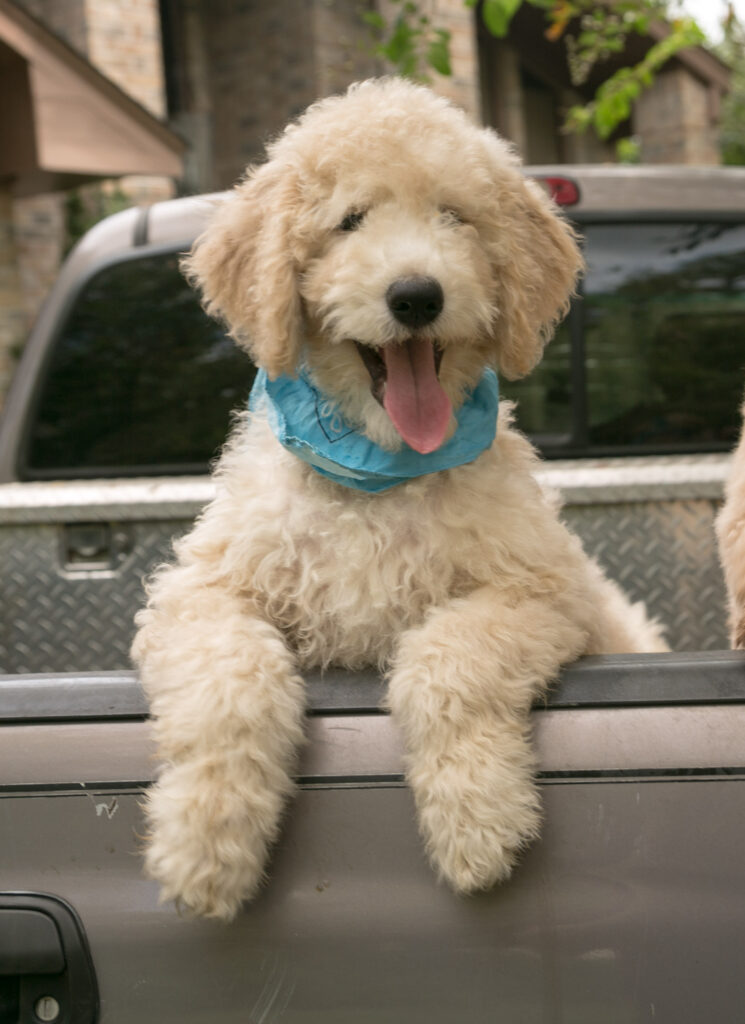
[440,207,465,225]
[338,210,366,232]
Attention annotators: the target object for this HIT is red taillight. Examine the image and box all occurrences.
[534,176,580,206]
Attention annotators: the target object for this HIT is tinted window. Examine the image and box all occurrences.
[499,318,574,444]
[24,222,745,476]
[585,223,745,450]
[503,221,745,455]
[25,251,256,476]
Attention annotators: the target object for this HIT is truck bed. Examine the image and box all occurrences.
[0,453,731,674]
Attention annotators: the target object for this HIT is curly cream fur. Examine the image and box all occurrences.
[134,78,666,919]
[717,397,745,647]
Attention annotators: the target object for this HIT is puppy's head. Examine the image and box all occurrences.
[184,78,583,453]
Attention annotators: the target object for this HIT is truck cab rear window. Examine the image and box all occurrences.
[21,221,745,478]
[503,220,745,455]
[24,252,256,476]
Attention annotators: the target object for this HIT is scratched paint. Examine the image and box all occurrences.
[86,794,119,819]
[250,956,296,1023]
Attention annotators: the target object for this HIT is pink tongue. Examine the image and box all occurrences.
[382,338,452,454]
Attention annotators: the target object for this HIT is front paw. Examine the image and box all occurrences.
[411,756,542,894]
[143,761,286,920]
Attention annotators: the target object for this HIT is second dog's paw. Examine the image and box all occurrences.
[143,763,285,920]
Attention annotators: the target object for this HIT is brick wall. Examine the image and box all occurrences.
[85,0,167,117]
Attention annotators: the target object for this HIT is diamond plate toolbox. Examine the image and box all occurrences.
[0,478,211,674]
[0,456,732,673]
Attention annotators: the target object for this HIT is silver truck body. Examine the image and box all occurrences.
[1,167,745,1021]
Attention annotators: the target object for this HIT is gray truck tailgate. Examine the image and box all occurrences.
[2,655,745,1023]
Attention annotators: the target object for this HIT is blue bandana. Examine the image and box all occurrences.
[249,366,499,493]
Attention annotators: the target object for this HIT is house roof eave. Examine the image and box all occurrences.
[0,0,185,196]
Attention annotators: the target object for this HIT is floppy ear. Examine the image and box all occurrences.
[182,160,303,378]
[480,138,584,380]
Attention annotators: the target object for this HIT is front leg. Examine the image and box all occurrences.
[387,587,587,893]
[132,566,305,920]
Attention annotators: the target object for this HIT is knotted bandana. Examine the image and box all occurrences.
[249,365,499,493]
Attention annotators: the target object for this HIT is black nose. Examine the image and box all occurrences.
[385,276,444,328]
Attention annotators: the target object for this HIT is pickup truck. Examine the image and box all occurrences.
[1,166,745,1023]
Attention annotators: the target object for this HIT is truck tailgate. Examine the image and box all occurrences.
[2,654,745,1023]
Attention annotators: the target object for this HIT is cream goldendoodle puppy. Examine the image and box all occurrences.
[133,77,666,919]
[717,398,745,647]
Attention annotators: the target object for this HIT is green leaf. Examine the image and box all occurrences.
[482,0,523,38]
[564,104,592,133]
[616,136,641,164]
[594,85,634,137]
[578,31,600,47]
[361,11,385,30]
[380,18,416,66]
[427,28,452,76]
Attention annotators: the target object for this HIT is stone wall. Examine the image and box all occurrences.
[169,0,381,192]
[11,194,65,327]
[634,68,721,164]
[207,0,319,187]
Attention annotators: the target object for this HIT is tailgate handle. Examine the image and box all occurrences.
[0,893,98,1023]
[0,910,65,976]
[61,523,132,572]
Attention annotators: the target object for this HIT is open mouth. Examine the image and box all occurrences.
[355,338,451,455]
